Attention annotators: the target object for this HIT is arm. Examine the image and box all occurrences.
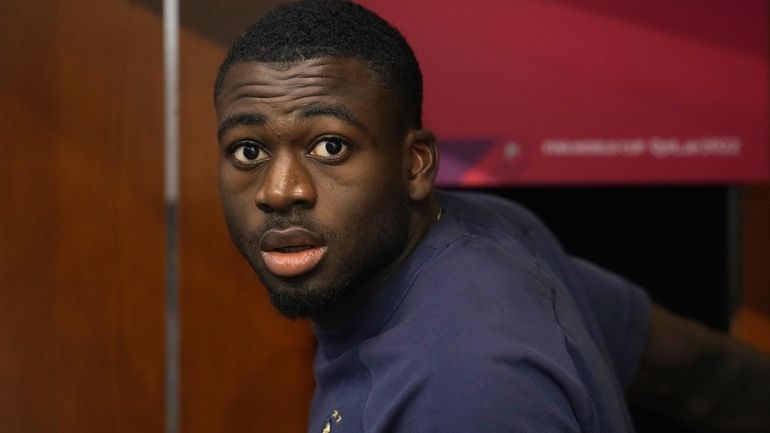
[627,303,770,433]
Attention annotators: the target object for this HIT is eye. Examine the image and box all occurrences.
[231,141,268,166]
[309,136,350,160]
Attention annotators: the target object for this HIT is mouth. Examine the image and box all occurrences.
[259,228,327,278]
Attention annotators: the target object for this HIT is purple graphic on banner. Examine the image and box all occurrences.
[436,138,497,186]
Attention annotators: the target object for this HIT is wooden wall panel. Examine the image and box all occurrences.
[178,7,315,433]
[741,185,770,315]
[0,1,165,432]
[733,184,770,354]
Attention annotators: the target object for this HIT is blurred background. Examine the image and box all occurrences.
[1,1,768,432]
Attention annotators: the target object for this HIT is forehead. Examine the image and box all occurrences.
[215,58,388,121]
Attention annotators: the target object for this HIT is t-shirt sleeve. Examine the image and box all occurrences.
[569,257,651,389]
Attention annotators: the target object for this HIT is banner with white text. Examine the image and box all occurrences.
[360,0,769,185]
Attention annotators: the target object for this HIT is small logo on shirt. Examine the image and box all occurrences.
[321,409,342,433]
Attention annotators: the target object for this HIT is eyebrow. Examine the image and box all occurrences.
[300,104,369,134]
[216,104,368,140]
[217,113,267,140]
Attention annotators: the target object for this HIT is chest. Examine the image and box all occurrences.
[308,349,370,433]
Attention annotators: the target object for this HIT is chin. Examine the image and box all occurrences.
[259,271,349,319]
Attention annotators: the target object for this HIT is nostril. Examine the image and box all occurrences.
[256,202,275,213]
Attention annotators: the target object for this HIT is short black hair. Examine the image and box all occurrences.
[214,0,423,129]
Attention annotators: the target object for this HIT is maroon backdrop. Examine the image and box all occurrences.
[360,0,769,185]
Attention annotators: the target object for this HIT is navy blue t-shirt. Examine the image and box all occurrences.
[309,191,650,433]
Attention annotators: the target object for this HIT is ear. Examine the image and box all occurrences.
[403,129,439,202]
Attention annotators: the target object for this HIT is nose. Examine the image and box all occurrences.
[254,153,317,213]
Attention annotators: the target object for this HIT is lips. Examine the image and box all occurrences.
[259,227,327,277]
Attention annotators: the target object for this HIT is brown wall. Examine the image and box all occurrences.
[0,0,166,431]
[1,0,314,432]
[733,184,770,354]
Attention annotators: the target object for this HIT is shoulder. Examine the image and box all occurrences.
[436,190,575,279]
[358,236,597,432]
[436,190,552,241]
[349,191,642,433]
[407,210,562,330]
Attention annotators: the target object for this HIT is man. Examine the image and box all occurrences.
[214,1,770,432]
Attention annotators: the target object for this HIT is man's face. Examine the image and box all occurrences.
[216,58,414,320]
